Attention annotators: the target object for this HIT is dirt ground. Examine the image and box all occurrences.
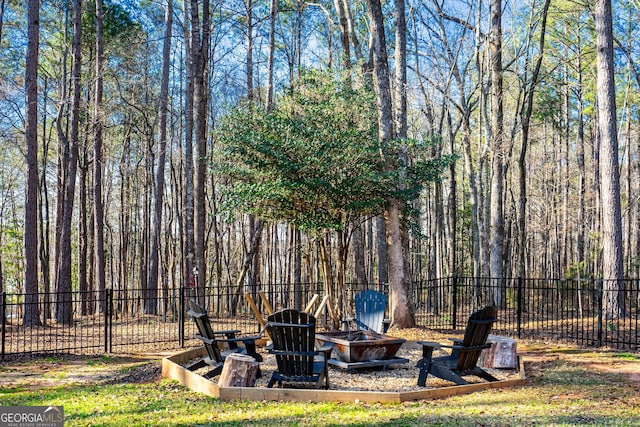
[0,355,163,389]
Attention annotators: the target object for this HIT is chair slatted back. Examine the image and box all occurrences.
[267,309,316,378]
[188,300,224,364]
[354,290,387,333]
[456,306,497,371]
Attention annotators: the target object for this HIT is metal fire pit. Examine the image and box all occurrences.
[315,330,408,370]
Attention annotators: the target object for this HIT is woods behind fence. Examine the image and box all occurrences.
[1,277,638,360]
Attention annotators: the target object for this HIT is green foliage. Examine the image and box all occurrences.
[564,261,590,280]
[0,211,24,292]
[614,353,640,361]
[215,69,454,234]
[82,0,143,50]
[216,69,381,231]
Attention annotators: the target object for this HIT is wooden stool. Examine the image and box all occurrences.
[480,335,518,369]
[218,353,260,387]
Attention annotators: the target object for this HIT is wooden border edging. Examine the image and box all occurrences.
[161,347,527,403]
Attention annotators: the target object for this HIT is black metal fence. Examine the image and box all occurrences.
[411,277,639,351]
[1,277,638,361]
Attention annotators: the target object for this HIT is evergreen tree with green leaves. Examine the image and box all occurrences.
[215,69,454,322]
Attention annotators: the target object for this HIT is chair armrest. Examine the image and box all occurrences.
[237,336,263,362]
[210,329,242,338]
[196,334,216,345]
[456,343,492,352]
[214,336,251,345]
[418,341,454,350]
[417,342,439,367]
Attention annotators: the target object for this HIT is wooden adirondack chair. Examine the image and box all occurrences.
[186,300,262,379]
[343,289,390,333]
[416,306,499,386]
[265,308,333,389]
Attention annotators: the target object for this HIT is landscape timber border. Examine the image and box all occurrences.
[161,346,527,403]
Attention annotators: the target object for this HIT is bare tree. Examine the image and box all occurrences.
[516,0,551,278]
[23,0,41,327]
[488,0,505,303]
[191,0,210,296]
[40,73,55,323]
[266,0,276,108]
[237,0,266,306]
[182,0,196,294]
[595,0,625,319]
[146,0,173,314]
[56,0,82,324]
[94,0,106,312]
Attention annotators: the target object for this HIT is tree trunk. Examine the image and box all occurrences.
[366,0,414,328]
[489,0,505,302]
[266,0,276,108]
[318,236,339,327]
[56,0,82,324]
[94,0,107,313]
[245,0,253,100]
[334,0,351,67]
[39,76,51,323]
[79,160,89,315]
[146,0,173,315]
[352,224,367,288]
[595,0,625,319]
[517,0,551,279]
[458,104,481,278]
[394,0,414,294]
[247,0,263,295]
[192,0,210,298]
[375,217,388,285]
[576,43,586,270]
[23,0,41,327]
[182,0,196,298]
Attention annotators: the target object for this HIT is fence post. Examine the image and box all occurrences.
[451,275,458,330]
[1,292,6,361]
[517,276,523,339]
[597,279,603,347]
[104,288,113,354]
[179,285,185,347]
[104,289,108,353]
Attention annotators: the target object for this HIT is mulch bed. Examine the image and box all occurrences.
[187,328,521,392]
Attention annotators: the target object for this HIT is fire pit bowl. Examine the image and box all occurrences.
[315,330,406,363]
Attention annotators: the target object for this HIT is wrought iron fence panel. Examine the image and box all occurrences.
[2,277,638,361]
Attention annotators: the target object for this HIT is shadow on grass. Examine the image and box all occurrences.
[3,351,640,427]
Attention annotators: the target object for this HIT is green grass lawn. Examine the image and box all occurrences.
[2,345,639,426]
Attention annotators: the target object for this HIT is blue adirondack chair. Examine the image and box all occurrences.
[344,290,390,333]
